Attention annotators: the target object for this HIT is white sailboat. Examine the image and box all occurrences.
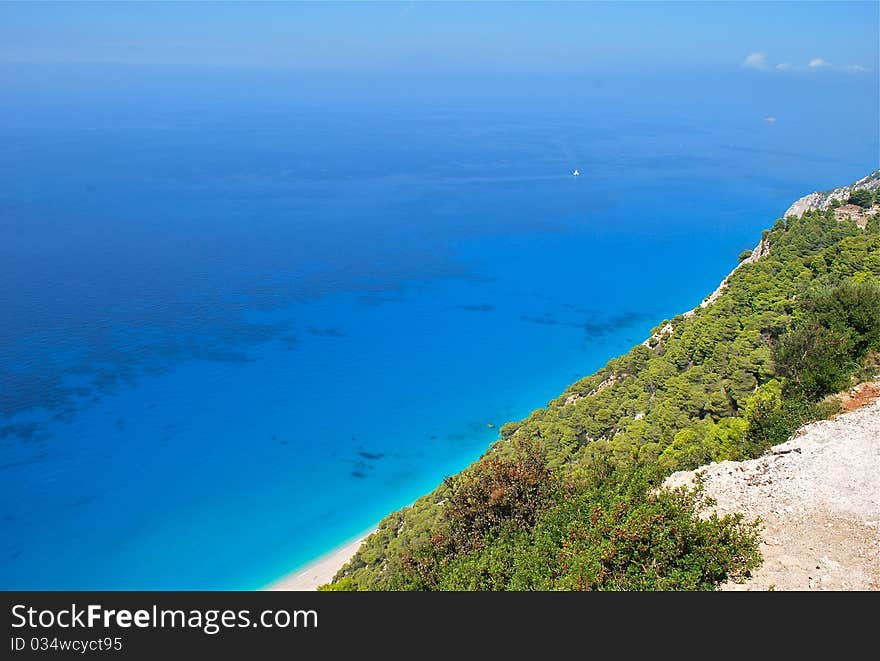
[572,169,580,177]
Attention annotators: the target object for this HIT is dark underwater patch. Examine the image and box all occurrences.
[521,312,558,326]
[0,316,292,446]
[460,303,495,312]
[569,310,655,337]
[68,492,101,508]
[357,450,385,461]
[308,326,347,338]
[521,307,654,336]
[0,453,48,471]
[0,369,78,420]
[357,294,401,307]
[0,423,45,444]
[198,349,252,364]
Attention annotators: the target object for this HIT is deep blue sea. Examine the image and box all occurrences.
[1,66,877,588]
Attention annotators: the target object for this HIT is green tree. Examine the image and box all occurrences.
[805,280,880,355]
[848,189,874,208]
[774,323,854,398]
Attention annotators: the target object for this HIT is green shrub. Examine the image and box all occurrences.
[441,440,555,553]
[393,464,761,591]
[744,381,819,449]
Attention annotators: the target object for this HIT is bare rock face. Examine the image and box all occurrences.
[743,234,770,263]
[784,170,880,218]
[785,191,825,218]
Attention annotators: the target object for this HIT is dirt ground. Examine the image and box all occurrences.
[665,387,880,591]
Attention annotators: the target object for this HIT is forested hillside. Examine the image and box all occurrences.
[325,178,880,591]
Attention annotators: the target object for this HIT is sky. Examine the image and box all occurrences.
[0,1,877,76]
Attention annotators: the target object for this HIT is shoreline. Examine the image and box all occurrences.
[264,528,376,591]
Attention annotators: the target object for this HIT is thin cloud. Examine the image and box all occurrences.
[103,41,206,49]
[744,52,868,74]
[742,52,768,70]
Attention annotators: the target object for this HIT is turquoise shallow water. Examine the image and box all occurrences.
[0,67,877,588]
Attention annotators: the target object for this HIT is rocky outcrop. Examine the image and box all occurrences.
[832,202,879,230]
[784,170,880,218]
[564,375,619,406]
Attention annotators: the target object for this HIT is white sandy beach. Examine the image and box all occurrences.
[266,530,374,591]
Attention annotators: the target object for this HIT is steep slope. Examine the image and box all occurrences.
[328,172,880,591]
